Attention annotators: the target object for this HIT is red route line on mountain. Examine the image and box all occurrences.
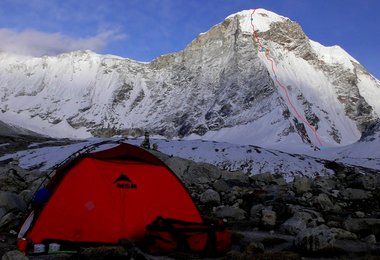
[250,8,323,147]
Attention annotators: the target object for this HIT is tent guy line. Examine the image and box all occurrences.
[250,8,323,148]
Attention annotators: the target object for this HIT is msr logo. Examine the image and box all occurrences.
[114,173,137,189]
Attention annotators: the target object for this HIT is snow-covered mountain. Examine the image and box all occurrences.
[0,9,379,154]
[0,119,41,137]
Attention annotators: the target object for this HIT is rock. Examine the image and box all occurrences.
[280,212,312,235]
[0,212,18,231]
[313,176,336,190]
[215,206,246,220]
[363,234,376,244]
[271,201,288,221]
[19,190,33,203]
[358,173,377,190]
[343,218,380,236]
[251,172,274,184]
[273,177,287,186]
[185,162,222,185]
[80,246,128,259]
[302,192,313,200]
[0,207,6,220]
[330,189,340,198]
[355,211,365,218]
[213,179,230,192]
[295,225,335,252]
[250,252,302,260]
[200,189,220,205]
[164,156,191,180]
[221,171,249,183]
[330,228,358,240]
[1,250,29,260]
[250,204,264,223]
[0,167,28,193]
[243,241,265,255]
[327,221,342,228]
[287,204,303,215]
[293,176,311,194]
[314,193,334,211]
[261,209,276,226]
[225,250,242,259]
[341,188,371,200]
[0,192,27,212]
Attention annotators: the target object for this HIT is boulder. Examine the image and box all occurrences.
[0,167,28,193]
[242,241,265,255]
[213,179,230,192]
[162,156,190,180]
[273,177,287,186]
[363,234,376,244]
[0,207,6,220]
[261,209,276,227]
[355,211,365,218]
[295,225,335,252]
[280,212,312,235]
[250,172,274,184]
[0,192,27,212]
[330,189,340,198]
[358,173,377,190]
[314,193,334,211]
[341,188,371,200]
[200,189,221,205]
[343,218,380,236]
[293,176,311,194]
[313,176,336,190]
[80,246,128,259]
[330,228,358,240]
[301,192,313,200]
[19,190,33,203]
[215,206,246,220]
[221,170,249,183]
[1,250,29,260]
[185,162,222,185]
[0,212,18,230]
[250,204,264,222]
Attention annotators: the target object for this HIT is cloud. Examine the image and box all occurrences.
[0,28,127,56]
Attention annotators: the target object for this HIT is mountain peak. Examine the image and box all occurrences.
[226,8,288,33]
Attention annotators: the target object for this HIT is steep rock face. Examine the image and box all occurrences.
[260,18,377,132]
[0,9,379,151]
[145,17,284,138]
[359,119,380,142]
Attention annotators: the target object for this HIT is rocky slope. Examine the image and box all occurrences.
[1,148,379,259]
[0,9,379,153]
[0,120,40,137]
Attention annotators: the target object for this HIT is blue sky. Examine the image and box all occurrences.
[0,0,379,78]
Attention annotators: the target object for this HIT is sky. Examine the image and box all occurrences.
[0,0,379,78]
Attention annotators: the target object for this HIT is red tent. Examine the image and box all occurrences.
[19,143,202,245]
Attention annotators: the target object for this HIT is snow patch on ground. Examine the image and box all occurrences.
[0,138,334,181]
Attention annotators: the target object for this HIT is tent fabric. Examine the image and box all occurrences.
[24,143,202,244]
